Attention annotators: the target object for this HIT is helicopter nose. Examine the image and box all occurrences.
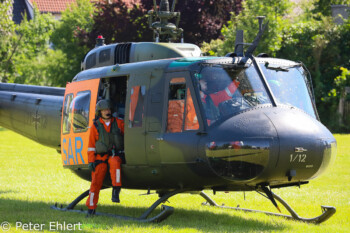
[202,107,336,185]
[265,108,337,183]
[203,108,279,182]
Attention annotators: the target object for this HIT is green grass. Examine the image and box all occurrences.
[0,128,349,232]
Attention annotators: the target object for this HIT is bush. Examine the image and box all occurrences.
[277,16,350,131]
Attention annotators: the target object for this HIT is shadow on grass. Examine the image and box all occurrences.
[0,197,287,232]
[100,205,286,232]
[0,190,18,195]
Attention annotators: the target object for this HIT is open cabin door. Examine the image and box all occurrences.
[61,79,100,167]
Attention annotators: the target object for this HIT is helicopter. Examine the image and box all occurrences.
[0,0,337,224]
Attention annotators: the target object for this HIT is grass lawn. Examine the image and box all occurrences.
[0,127,349,232]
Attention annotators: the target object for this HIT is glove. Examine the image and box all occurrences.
[88,162,96,172]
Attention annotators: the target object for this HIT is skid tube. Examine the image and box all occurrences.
[51,188,183,223]
[200,191,336,224]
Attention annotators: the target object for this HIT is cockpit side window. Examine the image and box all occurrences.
[62,94,74,134]
[166,77,199,133]
[196,65,271,126]
[72,91,91,133]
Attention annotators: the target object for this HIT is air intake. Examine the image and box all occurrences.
[115,43,131,64]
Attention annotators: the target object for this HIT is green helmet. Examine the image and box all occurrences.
[95,99,110,116]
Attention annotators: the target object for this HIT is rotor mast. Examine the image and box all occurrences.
[148,0,183,42]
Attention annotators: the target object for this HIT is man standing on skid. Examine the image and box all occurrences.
[86,100,124,216]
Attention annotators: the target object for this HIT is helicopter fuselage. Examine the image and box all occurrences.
[0,44,336,193]
[0,0,338,223]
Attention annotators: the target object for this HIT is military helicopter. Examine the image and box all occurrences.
[0,0,336,224]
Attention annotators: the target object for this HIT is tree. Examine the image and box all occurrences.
[201,0,350,131]
[1,0,95,86]
[0,2,58,85]
[50,0,96,85]
[140,0,242,45]
[328,67,350,130]
[276,16,350,131]
[10,7,57,85]
[312,0,350,17]
[86,0,152,47]
[0,0,18,82]
[208,0,292,57]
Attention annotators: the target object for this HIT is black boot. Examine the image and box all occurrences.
[86,209,96,217]
[112,186,121,203]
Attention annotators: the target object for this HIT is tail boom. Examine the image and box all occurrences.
[0,83,64,150]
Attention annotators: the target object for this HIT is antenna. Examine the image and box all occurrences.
[257,16,265,32]
[231,16,268,59]
[245,16,268,57]
[148,0,183,42]
[234,30,245,57]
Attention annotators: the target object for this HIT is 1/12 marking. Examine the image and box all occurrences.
[290,154,307,163]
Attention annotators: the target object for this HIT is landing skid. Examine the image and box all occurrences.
[51,189,182,223]
[200,191,336,224]
[51,189,335,224]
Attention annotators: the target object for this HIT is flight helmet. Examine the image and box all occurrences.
[95,99,110,116]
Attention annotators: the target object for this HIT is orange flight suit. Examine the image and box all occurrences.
[203,80,240,107]
[86,117,124,210]
[201,80,240,125]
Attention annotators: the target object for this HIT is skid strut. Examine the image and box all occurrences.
[200,191,335,224]
[51,189,182,223]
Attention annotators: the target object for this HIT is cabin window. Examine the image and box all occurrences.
[86,53,96,69]
[99,48,111,63]
[62,94,74,134]
[166,78,199,133]
[72,91,91,133]
[129,85,145,128]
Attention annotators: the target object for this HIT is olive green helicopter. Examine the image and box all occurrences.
[0,0,337,223]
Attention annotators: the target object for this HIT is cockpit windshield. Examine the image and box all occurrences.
[195,65,271,125]
[195,61,317,126]
[260,62,317,118]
